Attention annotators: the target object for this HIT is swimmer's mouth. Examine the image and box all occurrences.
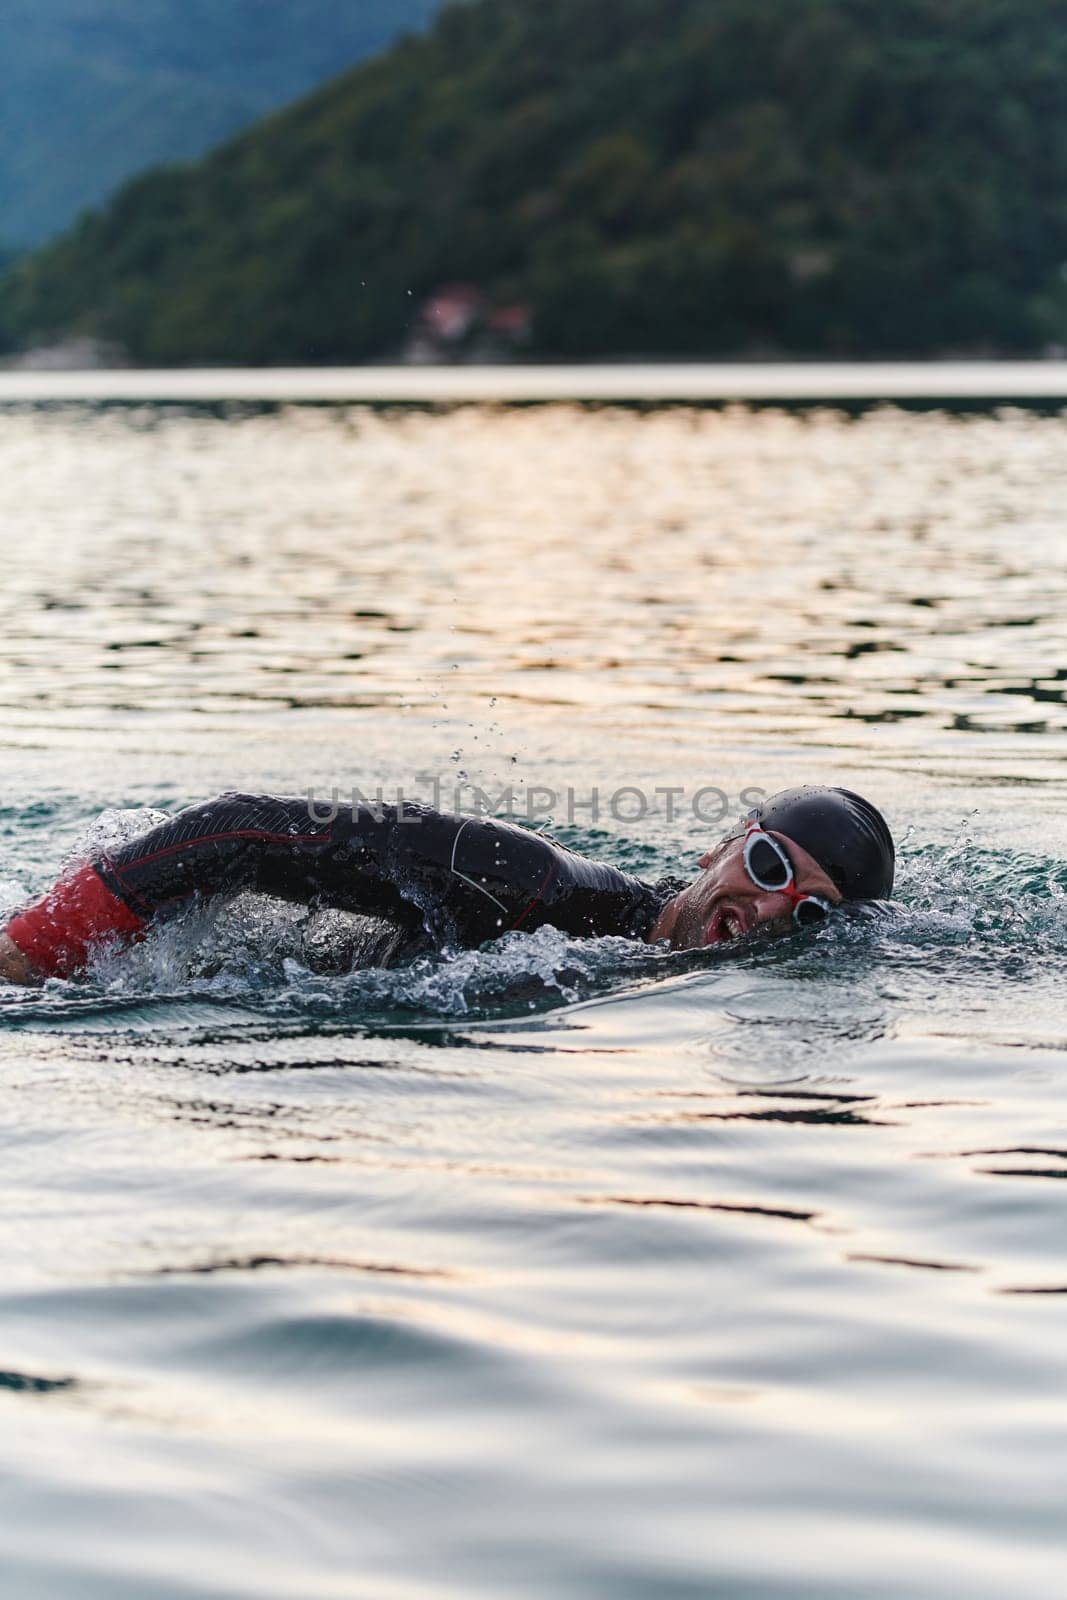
[704,904,749,946]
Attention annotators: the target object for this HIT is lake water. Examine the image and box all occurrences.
[0,386,1065,1598]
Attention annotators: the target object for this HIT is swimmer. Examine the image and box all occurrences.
[0,786,893,984]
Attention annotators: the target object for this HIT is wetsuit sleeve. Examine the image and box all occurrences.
[2,794,663,977]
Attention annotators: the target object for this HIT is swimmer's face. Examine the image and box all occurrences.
[655,831,843,950]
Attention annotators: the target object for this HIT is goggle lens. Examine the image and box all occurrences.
[794,898,830,928]
[746,836,790,889]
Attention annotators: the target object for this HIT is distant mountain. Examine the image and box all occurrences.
[1,0,440,247]
[4,0,1067,363]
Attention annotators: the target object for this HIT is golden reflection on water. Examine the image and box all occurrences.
[0,402,1064,754]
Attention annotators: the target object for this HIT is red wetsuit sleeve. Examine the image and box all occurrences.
[4,864,146,979]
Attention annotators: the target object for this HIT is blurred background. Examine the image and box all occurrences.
[3,0,1066,368]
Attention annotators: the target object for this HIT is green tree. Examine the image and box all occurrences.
[3,0,1066,363]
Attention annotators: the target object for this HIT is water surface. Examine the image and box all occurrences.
[0,395,1065,1598]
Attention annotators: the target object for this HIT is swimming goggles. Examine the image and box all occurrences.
[742,820,835,929]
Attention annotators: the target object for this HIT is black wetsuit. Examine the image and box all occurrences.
[60,795,683,969]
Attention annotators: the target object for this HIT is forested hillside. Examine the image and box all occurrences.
[2,0,439,247]
[3,0,1065,362]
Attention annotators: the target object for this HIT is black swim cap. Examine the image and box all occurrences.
[745,786,894,900]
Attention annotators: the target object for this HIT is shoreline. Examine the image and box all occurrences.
[1,360,1067,404]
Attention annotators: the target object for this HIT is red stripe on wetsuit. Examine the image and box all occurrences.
[4,864,145,978]
[3,808,334,979]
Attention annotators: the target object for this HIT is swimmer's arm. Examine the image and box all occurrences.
[0,793,424,981]
[0,931,36,985]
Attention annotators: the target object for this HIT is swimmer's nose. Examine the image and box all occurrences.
[748,891,795,932]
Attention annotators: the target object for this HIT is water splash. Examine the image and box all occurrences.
[60,806,171,875]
